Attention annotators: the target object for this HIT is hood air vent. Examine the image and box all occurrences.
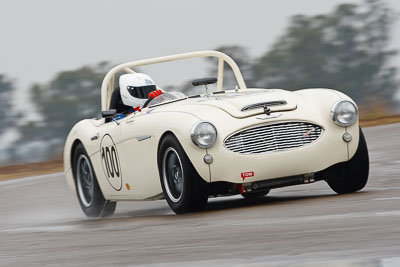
[241,101,287,111]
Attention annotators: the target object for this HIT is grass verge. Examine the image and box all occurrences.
[0,160,64,181]
[359,115,400,128]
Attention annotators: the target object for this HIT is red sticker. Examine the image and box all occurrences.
[241,171,254,181]
[236,184,244,194]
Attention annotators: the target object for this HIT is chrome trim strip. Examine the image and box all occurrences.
[136,136,152,141]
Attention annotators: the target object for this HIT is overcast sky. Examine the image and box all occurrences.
[1,0,399,98]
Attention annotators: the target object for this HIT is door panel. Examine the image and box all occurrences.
[89,120,132,199]
[121,117,163,200]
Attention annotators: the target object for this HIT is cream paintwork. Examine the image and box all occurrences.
[64,51,360,201]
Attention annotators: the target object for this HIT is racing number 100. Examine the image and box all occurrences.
[101,146,120,178]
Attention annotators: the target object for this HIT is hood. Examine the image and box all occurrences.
[193,89,297,118]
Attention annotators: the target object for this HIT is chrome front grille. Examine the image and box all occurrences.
[224,121,323,154]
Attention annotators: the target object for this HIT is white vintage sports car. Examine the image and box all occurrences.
[64,51,369,217]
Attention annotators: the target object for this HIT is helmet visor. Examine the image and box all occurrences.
[127,85,157,99]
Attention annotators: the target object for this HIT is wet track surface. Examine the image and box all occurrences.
[1,124,399,266]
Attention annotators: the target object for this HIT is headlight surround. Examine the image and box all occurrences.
[191,121,217,148]
[331,100,358,127]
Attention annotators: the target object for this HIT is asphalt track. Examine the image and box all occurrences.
[1,124,399,266]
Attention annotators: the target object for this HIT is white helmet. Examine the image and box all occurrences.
[119,73,157,107]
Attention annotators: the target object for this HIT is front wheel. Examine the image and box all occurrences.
[327,128,369,194]
[159,134,208,214]
[73,143,116,217]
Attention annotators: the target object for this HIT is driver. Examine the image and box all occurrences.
[115,73,163,120]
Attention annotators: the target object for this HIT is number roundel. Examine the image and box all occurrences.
[100,134,122,191]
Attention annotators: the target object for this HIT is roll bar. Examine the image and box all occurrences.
[101,51,247,111]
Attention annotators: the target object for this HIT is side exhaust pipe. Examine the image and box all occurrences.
[250,173,316,191]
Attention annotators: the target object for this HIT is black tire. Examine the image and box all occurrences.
[241,189,270,199]
[73,143,116,217]
[158,134,208,214]
[327,128,369,194]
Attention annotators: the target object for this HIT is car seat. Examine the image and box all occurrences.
[109,87,131,114]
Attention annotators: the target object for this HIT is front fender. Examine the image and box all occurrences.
[295,88,360,159]
[130,110,212,184]
[63,119,99,193]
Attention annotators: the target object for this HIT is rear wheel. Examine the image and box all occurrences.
[73,143,116,217]
[327,128,369,194]
[159,134,208,214]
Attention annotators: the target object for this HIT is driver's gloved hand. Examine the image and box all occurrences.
[148,90,163,99]
[114,113,126,120]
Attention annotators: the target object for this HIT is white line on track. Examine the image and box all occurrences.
[0,173,63,192]
[376,210,400,216]
[3,209,399,234]
[367,186,400,191]
[137,255,400,267]
[225,210,400,227]
[0,225,79,234]
[372,196,400,201]
[0,172,63,186]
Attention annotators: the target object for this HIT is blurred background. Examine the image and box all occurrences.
[0,0,399,166]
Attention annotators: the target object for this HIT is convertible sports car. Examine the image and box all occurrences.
[64,51,369,217]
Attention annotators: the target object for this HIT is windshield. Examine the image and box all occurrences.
[147,91,187,107]
[131,57,241,99]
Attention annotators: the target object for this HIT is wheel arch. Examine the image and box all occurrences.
[157,131,177,172]
[156,130,210,183]
[65,139,86,194]
[64,119,99,194]
[70,139,83,176]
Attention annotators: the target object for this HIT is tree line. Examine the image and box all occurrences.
[0,0,398,164]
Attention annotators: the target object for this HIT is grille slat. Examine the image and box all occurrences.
[227,127,321,142]
[227,130,320,144]
[234,124,312,135]
[232,128,305,138]
[228,136,315,146]
[226,138,315,149]
[224,122,323,154]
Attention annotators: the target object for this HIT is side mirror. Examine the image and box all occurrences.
[101,109,117,118]
[192,77,217,86]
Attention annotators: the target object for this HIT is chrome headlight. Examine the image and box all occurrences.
[331,100,358,127]
[191,121,217,148]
